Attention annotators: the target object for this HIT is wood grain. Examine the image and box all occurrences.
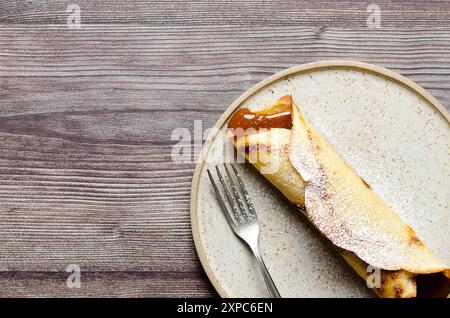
[0,1,449,297]
[0,1,449,27]
[0,271,213,297]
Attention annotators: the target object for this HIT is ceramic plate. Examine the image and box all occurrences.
[190,61,449,297]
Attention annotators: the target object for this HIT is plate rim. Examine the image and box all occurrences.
[190,60,450,298]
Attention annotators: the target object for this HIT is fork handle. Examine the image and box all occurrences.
[250,246,281,298]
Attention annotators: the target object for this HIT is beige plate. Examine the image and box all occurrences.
[190,61,450,298]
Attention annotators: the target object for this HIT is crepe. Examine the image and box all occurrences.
[228,95,450,298]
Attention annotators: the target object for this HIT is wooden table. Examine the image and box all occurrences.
[0,0,449,297]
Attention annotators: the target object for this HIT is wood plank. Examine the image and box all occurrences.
[0,271,214,297]
[0,1,449,27]
[1,26,449,108]
[0,24,449,296]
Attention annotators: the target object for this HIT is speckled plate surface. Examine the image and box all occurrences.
[190,61,449,298]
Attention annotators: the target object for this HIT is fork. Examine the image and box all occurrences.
[207,163,281,298]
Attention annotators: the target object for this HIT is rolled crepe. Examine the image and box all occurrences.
[228,96,450,298]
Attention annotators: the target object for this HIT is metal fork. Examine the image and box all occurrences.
[207,163,281,298]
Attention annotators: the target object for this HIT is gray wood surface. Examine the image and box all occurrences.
[0,0,449,297]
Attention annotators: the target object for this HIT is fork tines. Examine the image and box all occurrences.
[207,163,256,224]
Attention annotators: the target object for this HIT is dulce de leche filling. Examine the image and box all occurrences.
[228,96,294,133]
[228,108,292,131]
